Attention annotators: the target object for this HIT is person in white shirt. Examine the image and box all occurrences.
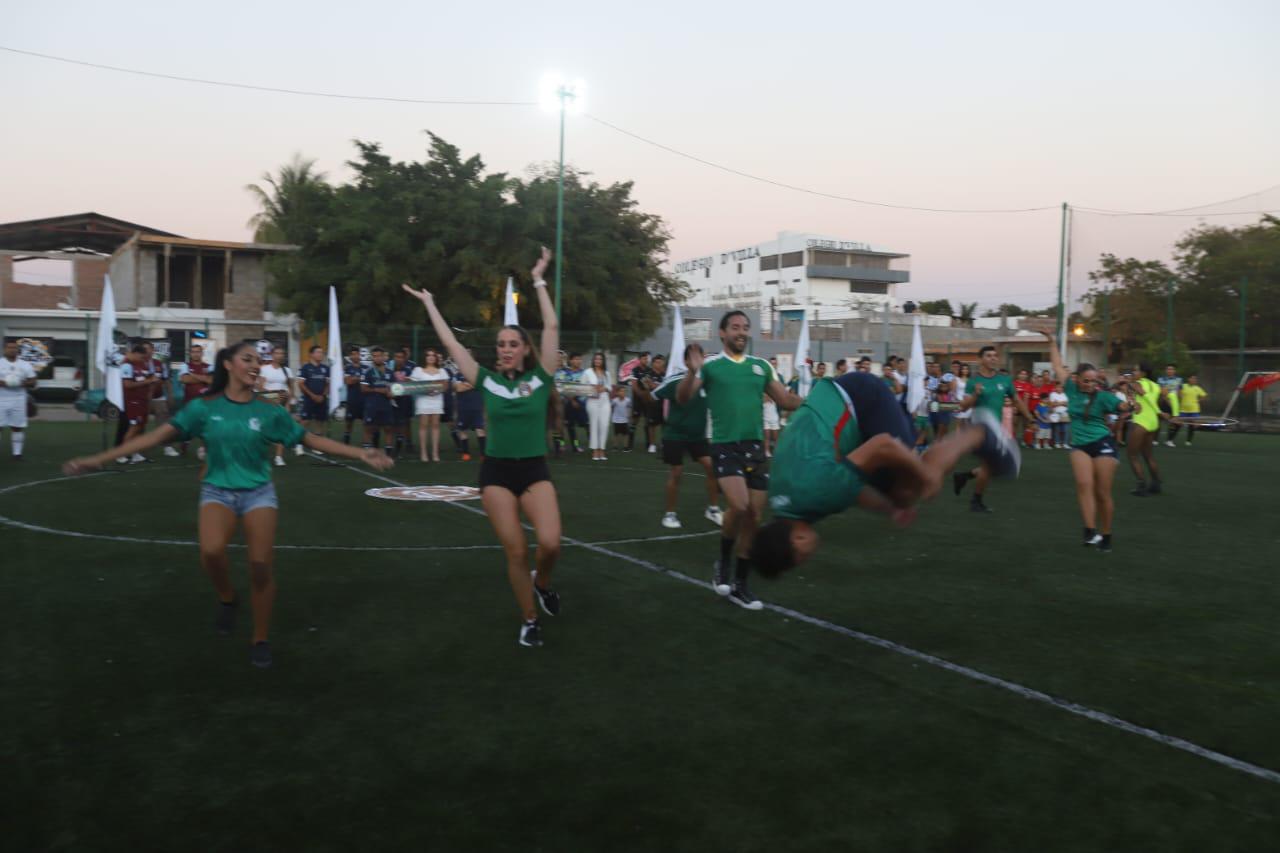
[1048,382,1070,448]
[952,363,972,427]
[409,348,450,462]
[581,352,613,461]
[610,385,632,455]
[256,347,294,466]
[0,340,38,460]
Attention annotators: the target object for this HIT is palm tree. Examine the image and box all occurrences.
[957,301,978,328]
[244,155,327,243]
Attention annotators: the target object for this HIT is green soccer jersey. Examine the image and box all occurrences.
[698,352,776,444]
[653,371,708,442]
[477,364,552,458]
[768,379,865,523]
[967,370,1016,419]
[170,395,306,490]
[1065,379,1122,445]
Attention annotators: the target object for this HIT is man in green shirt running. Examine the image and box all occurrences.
[653,343,723,531]
[677,311,803,609]
[954,345,1037,512]
[750,372,1020,578]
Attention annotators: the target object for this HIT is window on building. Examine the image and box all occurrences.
[704,267,710,278]
[849,282,889,295]
[812,250,847,266]
[781,251,803,267]
[737,262,742,274]
[760,255,779,271]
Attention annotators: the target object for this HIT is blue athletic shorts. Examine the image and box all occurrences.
[199,482,279,516]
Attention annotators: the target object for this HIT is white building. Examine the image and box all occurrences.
[672,231,910,333]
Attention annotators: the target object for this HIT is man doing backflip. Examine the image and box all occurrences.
[677,311,803,609]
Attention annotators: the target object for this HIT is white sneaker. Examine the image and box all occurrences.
[163,446,180,457]
[661,512,682,529]
[294,444,305,456]
[273,455,286,467]
[1165,441,1176,448]
[196,446,206,461]
[129,453,146,464]
[647,444,657,453]
[115,456,129,465]
[704,506,724,526]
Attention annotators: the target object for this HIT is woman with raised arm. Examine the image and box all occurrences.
[403,248,563,648]
[1044,332,1130,552]
[62,341,394,668]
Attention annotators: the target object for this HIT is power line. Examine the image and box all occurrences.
[0,45,537,107]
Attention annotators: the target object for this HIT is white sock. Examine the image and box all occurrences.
[12,432,25,456]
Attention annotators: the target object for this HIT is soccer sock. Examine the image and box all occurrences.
[394,434,405,457]
[12,432,24,456]
[370,429,381,449]
[342,430,351,444]
[719,536,734,567]
[735,556,752,583]
[459,436,470,455]
[477,436,487,455]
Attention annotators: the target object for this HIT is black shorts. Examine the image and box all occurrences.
[478,456,552,497]
[612,422,630,436]
[393,397,414,424]
[345,396,364,422]
[711,441,769,490]
[455,407,484,431]
[363,401,393,427]
[1072,436,1120,459]
[301,398,328,422]
[563,400,588,426]
[645,401,665,425]
[662,438,710,466]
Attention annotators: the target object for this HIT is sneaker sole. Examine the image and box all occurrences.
[728,595,764,611]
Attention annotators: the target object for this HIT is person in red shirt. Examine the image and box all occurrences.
[179,342,214,458]
[119,344,159,463]
[1013,368,1035,448]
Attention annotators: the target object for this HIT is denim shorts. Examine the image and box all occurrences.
[199,482,279,516]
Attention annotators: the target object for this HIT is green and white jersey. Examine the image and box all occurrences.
[477,364,552,458]
[967,370,1016,419]
[1064,379,1122,446]
[768,379,865,523]
[698,352,776,444]
[170,395,306,490]
[653,371,709,442]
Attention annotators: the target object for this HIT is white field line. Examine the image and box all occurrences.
[329,458,1280,787]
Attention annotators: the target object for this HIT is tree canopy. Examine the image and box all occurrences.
[248,134,687,345]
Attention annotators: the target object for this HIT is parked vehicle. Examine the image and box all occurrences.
[33,357,84,400]
[74,388,120,420]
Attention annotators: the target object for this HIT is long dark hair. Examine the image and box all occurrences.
[498,325,538,375]
[1077,362,1099,418]
[209,341,257,397]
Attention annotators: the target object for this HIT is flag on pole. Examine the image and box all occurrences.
[503,277,519,326]
[795,308,812,397]
[94,275,124,411]
[326,286,343,414]
[905,315,927,415]
[665,305,686,378]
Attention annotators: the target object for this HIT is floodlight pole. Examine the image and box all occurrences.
[1166,278,1175,363]
[1055,202,1068,359]
[1101,289,1111,368]
[554,86,568,325]
[1238,276,1248,378]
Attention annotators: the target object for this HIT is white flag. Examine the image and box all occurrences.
[327,286,343,414]
[795,308,812,396]
[665,305,685,378]
[503,277,519,326]
[906,315,927,415]
[95,275,124,411]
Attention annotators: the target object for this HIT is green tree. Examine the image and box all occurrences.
[917,298,954,316]
[1082,255,1173,356]
[956,301,978,327]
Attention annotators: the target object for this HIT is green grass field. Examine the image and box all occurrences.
[4,422,1279,852]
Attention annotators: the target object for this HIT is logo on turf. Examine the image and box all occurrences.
[365,486,483,502]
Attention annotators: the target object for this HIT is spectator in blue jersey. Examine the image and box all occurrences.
[360,347,395,456]
[297,345,330,444]
[451,347,486,460]
[555,352,588,454]
[342,345,365,446]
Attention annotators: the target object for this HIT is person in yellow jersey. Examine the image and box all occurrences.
[1169,374,1208,446]
[1126,362,1169,496]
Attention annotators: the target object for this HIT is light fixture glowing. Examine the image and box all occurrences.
[1072,323,1086,337]
[538,73,586,115]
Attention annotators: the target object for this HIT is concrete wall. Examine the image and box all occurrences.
[108,246,138,311]
[72,257,108,308]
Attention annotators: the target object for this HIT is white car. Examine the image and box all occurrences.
[33,357,84,399]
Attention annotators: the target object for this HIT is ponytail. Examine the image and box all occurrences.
[208,341,256,397]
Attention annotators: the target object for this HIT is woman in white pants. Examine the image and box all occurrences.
[582,352,612,461]
[410,349,450,462]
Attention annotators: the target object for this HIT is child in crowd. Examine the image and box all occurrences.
[610,386,632,454]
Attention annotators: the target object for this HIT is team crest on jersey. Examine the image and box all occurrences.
[365,485,482,502]
[517,383,532,397]
[752,364,764,376]
[770,495,791,509]
[248,417,261,432]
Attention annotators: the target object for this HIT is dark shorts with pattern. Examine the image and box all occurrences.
[662,438,710,467]
[455,404,484,431]
[1071,436,1119,459]
[301,398,328,421]
[711,440,769,491]
[392,396,414,424]
[478,456,552,497]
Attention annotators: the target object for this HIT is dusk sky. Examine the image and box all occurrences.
[4,0,1276,311]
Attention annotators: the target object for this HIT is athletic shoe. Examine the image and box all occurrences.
[662,512,682,529]
[1147,479,1163,495]
[971,408,1021,479]
[532,581,560,617]
[129,453,147,464]
[294,444,305,456]
[215,598,238,636]
[1165,441,1176,448]
[953,471,974,496]
[519,619,543,647]
[712,561,731,596]
[970,498,993,513]
[116,456,129,465]
[273,455,286,467]
[163,446,180,457]
[1098,536,1113,553]
[728,584,764,611]
[461,453,472,462]
[250,642,272,669]
[704,506,724,526]
[1130,481,1149,497]
[647,444,657,453]
[1083,533,1103,547]
[196,446,206,461]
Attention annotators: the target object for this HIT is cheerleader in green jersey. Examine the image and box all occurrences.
[403,248,563,648]
[749,372,1020,579]
[1043,333,1131,551]
[63,340,393,668]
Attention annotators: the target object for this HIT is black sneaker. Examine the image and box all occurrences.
[1147,480,1162,495]
[712,560,731,596]
[533,582,560,617]
[728,584,764,610]
[519,619,543,647]
[1098,536,1113,553]
[215,597,238,636]
[1130,481,1149,497]
[250,641,272,669]
[970,498,993,513]
[953,471,974,496]
[971,409,1022,479]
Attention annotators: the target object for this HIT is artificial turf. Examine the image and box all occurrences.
[3,422,1278,851]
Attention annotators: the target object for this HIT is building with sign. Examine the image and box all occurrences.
[672,231,910,333]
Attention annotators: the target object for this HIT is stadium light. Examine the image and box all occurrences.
[538,74,587,323]
[1072,323,1086,337]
